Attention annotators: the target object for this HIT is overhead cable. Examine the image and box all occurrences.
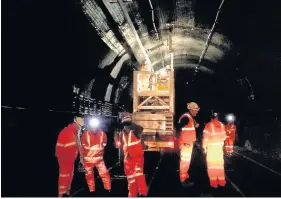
[192,0,226,80]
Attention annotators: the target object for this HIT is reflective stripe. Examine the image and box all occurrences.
[100,132,104,147]
[182,127,195,131]
[208,142,224,146]
[181,153,191,157]
[65,142,76,147]
[211,132,225,135]
[84,156,103,161]
[122,131,141,147]
[84,145,102,150]
[59,173,71,177]
[56,143,65,147]
[225,146,233,148]
[127,174,135,179]
[129,179,136,183]
[57,142,76,147]
[59,186,67,189]
[135,168,141,171]
[135,173,143,177]
[208,166,224,169]
[85,131,104,150]
[129,140,141,145]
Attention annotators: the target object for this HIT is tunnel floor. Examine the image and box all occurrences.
[68,145,281,197]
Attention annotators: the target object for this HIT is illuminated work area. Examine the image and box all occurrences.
[2,0,281,197]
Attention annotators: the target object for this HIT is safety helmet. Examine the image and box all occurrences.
[187,102,200,111]
[121,112,132,124]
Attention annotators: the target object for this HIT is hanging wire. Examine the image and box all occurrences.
[148,0,166,68]
[192,0,226,81]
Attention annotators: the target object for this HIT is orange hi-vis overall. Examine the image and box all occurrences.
[81,130,111,192]
[202,119,227,188]
[56,123,79,197]
[224,124,236,153]
[178,113,197,182]
[121,130,148,197]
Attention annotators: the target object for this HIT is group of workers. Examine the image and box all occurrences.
[55,113,148,197]
[178,102,236,188]
[55,102,236,197]
[55,116,111,197]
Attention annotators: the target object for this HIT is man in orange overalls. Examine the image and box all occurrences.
[178,102,200,186]
[81,117,111,195]
[202,112,227,188]
[224,114,237,155]
[114,112,148,197]
[56,116,84,197]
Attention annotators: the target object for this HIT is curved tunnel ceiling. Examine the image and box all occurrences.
[76,0,281,120]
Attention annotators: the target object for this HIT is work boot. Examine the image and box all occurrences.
[61,193,70,197]
[182,179,195,187]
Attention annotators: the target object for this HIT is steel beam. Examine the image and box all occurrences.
[117,0,153,71]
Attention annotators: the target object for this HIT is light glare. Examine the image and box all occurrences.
[89,118,99,128]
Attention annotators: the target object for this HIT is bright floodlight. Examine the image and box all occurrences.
[226,114,235,123]
[89,118,99,128]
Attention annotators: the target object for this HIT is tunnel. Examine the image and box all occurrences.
[2,0,281,197]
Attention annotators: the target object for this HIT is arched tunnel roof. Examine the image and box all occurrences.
[2,0,281,197]
[2,0,281,120]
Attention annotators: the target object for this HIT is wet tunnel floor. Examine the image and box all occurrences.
[70,146,281,197]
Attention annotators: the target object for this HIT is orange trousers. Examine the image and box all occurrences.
[206,146,226,188]
[225,139,234,153]
[124,155,148,197]
[179,144,193,182]
[57,157,75,197]
[84,157,111,192]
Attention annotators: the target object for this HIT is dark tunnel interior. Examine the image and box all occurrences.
[2,0,281,197]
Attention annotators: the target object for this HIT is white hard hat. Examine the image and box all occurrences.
[187,102,200,110]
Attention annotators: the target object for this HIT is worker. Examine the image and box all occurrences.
[114,112,148,197]
[224,114,237,155]
[202,112,227,188]
[55,116,84,197]
[178,102,200,186]
[81,117,111,194]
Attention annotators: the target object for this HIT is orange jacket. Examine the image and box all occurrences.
[225,124,236,141]
[178,113,197,146]
[56,123,78,159]
[115,123,144,157]
[121,130,143,158]
[202,119,227,149]
[81,129,107,162]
